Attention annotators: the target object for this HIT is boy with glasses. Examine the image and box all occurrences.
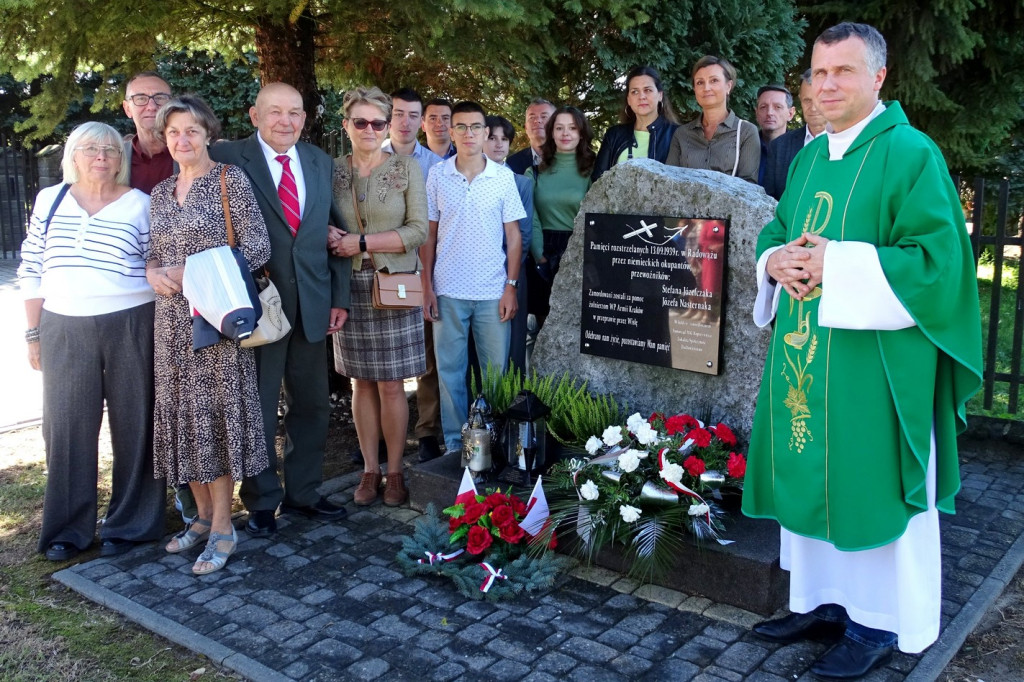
[422,101,525,454]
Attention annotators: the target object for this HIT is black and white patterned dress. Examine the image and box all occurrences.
[149,163,271,485]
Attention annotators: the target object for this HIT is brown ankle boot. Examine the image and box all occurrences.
[383,471,408,507]
[354,472,382,506]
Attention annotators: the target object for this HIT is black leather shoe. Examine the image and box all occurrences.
[45,542,79,561]
[280,497,347,520]
[810,637,893,680]
[99,538,137,557]
[245,509,277,537]
[417,436,442,463]
[753,612,846,644]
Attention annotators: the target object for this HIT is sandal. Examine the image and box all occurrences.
[192,528,237,575]
[165,516,211,553]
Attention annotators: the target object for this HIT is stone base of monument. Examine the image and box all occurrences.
[407,453,788,615]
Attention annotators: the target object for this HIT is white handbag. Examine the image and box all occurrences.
[240,275,291,347]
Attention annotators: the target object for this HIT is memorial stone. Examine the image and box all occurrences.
[532,159,778,440]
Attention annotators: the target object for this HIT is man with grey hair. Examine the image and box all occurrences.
[121,71,175,193]
[506,98,555,175]
[743,21,982,680]
[762,70,828,200]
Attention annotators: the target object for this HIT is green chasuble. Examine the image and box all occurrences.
[742,102,983,551]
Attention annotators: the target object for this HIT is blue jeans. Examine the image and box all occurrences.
[811,604,897,648]
[433,296,511,452]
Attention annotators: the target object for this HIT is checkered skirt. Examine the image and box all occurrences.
[332,265,426,381]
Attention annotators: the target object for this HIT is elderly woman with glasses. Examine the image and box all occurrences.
[19,122,167,562]
[328,86,428,507]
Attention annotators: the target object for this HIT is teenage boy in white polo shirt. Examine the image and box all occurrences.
[422,101,525,453]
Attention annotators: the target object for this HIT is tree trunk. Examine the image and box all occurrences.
[253,8,323,144]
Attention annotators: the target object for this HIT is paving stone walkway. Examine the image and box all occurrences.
[56,440,1024,681]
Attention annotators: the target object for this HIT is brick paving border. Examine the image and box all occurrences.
[55,442,1024,681]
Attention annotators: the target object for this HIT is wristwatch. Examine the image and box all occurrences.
[505,278,518,289]
[359,235,367,252]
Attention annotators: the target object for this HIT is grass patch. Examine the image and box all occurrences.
[0,425,240,681]
[970,258,1022,419]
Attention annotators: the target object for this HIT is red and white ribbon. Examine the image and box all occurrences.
[657,448,712,523]
[479,562,507,592]
[417,548,464,565]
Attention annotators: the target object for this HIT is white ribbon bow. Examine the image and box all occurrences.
[417,548,465,565]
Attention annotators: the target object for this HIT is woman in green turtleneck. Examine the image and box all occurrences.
[525,106,595,335]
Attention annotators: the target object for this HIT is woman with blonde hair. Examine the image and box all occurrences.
[329,86,428,506]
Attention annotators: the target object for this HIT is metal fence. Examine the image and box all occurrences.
[961,176,1024,414]
[0,134,40,259]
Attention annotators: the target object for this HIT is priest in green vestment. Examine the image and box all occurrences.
[742,22,983,680]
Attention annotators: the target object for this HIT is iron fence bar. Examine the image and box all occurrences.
[1007,177,1023,414]
[970,177,985,265]
[982,176,1001,410]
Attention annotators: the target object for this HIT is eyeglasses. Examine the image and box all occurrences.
[75,145,123,158]
[350,118,389,131]
[452,123,485,136]
[126,93,171,107]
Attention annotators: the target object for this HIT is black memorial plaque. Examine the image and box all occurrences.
[579,212,728,374]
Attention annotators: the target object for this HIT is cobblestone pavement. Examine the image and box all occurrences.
[56,441,1024,681]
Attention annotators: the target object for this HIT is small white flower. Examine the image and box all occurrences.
[634,422,658,446]
[619,504,642,523]
[585,436,602,455]
[617,449,641,473]
[688,503,710,517]
[602,425,623,447]
[580,480,600,501]
[626,412,646,433]
[628,447,648,460]
[660,462,684,485]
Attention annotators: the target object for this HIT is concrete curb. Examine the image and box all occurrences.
[53,568,290,682]
[905,528,1024,682]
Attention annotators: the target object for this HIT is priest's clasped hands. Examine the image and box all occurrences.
[766,232,830,300]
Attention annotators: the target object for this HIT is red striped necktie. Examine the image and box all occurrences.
[276,154,301,236]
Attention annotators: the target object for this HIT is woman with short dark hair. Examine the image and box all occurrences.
[591,66,680,181]
[147,95,271,575]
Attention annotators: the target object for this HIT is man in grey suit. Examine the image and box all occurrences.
[763,71,828,200]
[210,82,351,536]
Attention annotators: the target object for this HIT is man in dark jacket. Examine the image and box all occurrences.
[763,71,828,200]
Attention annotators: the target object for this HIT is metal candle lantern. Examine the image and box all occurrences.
[461,394,496,480]
[504,390,551,487]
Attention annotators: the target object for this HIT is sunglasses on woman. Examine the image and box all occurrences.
[350,118,389,131]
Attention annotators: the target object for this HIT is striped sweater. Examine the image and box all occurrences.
[18,184,155,316]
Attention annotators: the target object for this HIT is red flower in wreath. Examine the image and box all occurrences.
[649,411,665,424]
[490,504,515,528]
[462,502,487,525]
[683,455,706,476]
[688,427,713,448]
[664,414,690,435]
[466,525,493,555]
[509,496,528,517]
[449,516,462,533]
[712,423,737,447]
[727,452,747,478]
[499,521,525,544]
[484,492,509,509]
